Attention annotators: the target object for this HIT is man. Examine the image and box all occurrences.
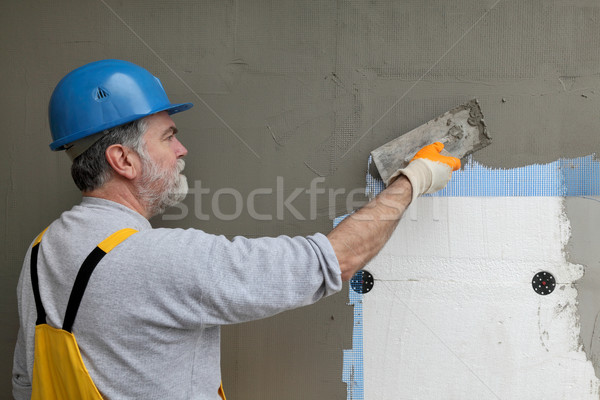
[12,59,460,399]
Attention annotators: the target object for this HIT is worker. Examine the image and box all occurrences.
[12,59,460,399]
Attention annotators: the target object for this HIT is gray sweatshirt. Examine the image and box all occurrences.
[13,197,342,399]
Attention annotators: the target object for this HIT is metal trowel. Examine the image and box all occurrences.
[370,99,491,184]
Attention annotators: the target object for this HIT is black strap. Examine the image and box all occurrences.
[30,244,47,326]
[62,247,108,333]
[31,228,137,333]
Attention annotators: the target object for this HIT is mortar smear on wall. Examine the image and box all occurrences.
[342,154,600,400]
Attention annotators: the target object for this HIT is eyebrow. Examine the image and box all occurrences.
[161,126,178,138]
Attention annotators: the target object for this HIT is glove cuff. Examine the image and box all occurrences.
[396,159,432,204]
[393,158,452,204]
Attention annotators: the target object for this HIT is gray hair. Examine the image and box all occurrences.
[71,118,149,192]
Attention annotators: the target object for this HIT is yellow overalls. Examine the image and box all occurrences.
[30,228,226,400]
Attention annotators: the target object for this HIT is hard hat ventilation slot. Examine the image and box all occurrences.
[93,87,111,102]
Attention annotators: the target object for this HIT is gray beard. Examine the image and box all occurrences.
[138,158,188,218]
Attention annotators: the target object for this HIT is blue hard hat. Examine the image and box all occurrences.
[49,59,193,151]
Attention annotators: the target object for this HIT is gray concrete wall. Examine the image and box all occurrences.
[2,1,599,399]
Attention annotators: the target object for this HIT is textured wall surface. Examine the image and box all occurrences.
[2,1,600,399]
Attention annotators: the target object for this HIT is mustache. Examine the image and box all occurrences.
[176,159,185,174]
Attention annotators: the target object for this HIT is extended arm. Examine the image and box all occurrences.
[327,142,461,281]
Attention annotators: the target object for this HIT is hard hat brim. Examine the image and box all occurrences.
[50,102,193,151]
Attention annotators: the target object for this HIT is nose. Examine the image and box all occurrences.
[174,137,188,158]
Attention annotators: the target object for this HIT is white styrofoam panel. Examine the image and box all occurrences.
[363,197,599,399]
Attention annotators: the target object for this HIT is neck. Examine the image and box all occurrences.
[84,179,151,219]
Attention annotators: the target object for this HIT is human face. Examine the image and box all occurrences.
[136,112,189,216]
[140,111,188,170]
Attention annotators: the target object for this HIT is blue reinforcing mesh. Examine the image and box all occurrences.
[334,214,364,400]
[366,155,600,198]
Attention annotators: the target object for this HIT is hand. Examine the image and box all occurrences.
[392,142,460,203]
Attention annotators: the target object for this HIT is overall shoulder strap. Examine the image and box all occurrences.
[30,228,50,325]
[62,228,138,332]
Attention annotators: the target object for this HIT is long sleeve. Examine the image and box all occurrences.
[12,327,32,400]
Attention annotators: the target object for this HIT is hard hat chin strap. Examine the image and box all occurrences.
[65,132,105,161]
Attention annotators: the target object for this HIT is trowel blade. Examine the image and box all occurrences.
[370,99,492,184]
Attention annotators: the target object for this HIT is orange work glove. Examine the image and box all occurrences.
[392,142,461,204]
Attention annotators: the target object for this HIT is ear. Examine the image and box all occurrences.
[105,144,139,180]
